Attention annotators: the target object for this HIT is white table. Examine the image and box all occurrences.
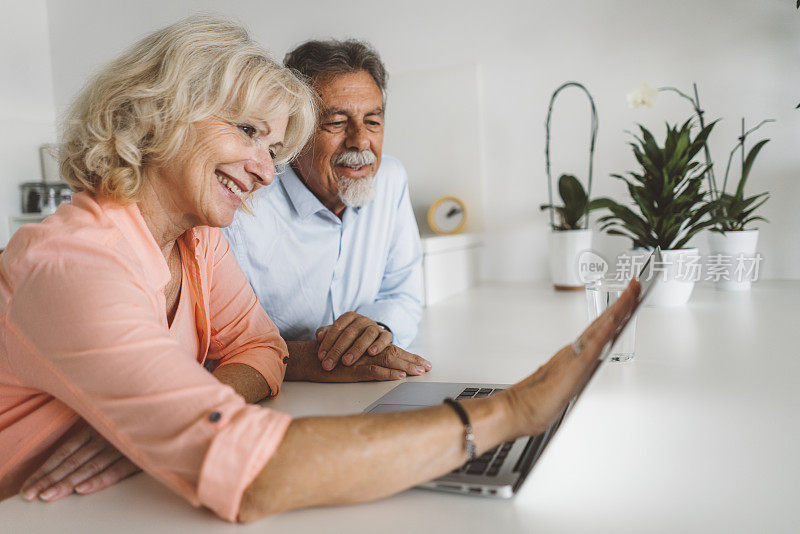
[3,281,799,533]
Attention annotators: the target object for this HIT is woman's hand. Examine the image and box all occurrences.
[286,341,431,382]
[20,422,140,502]
[501,278,641,438]
[316,312,394,370]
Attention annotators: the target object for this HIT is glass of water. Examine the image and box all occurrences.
[585,278,637,362]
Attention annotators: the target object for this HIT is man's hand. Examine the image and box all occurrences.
[287,341,431,382]
[20,422,140,502]
[316,312,394,370]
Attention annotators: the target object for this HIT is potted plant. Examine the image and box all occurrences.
[540,174,603,289]
[626,82,774,292]
[706,118,772,291]
[594,118,717,306]
[543,81,599,290]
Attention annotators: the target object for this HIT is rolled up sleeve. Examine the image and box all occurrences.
[205,230,288,397]
[4,240,290,521]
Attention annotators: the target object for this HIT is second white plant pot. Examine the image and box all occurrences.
[707,229,760,291]
[548,229,592,290]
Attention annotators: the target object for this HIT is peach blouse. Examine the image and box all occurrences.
[0,192,291,521]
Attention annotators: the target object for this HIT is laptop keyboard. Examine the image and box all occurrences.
[451,387,514,477]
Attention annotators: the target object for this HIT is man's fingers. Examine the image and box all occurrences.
[355,364,407,382]
[75,458,140,496]
[315,326,330,346]
[367,330,393,356]
[21,434,105,501]
[318,313,358,359]
[341,327,382,366]
[322,319,372,370]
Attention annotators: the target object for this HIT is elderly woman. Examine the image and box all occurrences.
[0,16,638,523]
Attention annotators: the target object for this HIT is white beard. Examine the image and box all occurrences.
[337,175,376,207]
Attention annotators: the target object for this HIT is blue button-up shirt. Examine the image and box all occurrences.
[223,155,423,348]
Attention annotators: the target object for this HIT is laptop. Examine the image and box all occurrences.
[363,247,662,498]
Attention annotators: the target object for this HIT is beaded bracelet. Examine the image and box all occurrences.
[443,398,476,461]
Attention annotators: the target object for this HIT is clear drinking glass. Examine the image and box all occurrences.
[585,278,637,362]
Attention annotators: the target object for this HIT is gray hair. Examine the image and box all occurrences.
[283,39,388,103]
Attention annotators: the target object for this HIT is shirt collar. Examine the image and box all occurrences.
[279,165,360,220]
[94,193,171,291]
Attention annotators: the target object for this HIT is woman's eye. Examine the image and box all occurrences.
[269,148,277,159]
[237,124,257,137]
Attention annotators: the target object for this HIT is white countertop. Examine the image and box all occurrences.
[2,281,798,533]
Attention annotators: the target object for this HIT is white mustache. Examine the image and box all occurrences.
[334,150,376,168]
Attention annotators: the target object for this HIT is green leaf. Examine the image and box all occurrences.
[605,228,639,242]
[588,197,617,210]
[597,202,650,236]
[741,216,768,228]
[603,117,713,249]
[738,195,770,221]
[736,139,769,199]
[685,120,718,162]
[640,125,663,168]
[558,174,588,227]
[558,174,586,207]
[674,220,716,249]
[587,198,609,211]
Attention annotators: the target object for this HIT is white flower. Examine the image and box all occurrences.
[626,82,658,109]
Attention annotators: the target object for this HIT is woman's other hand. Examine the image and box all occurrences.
[20,422,140,502]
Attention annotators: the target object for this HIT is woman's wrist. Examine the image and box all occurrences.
[284,341,318,381]
[459,391,519,456]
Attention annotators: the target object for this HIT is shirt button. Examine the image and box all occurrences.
[208,411,221,423]
[283,356,290,364]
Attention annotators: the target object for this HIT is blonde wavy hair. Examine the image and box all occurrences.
[60,15,316,204]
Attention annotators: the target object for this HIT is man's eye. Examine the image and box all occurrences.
[269,148,277,159]
[237,124,257,137]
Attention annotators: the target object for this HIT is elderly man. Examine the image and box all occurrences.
[224,39,426,379]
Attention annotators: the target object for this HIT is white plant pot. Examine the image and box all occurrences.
[629,248,699,307]
[548,229,592,290]
[707,229,760,291]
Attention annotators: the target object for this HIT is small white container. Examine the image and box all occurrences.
[548,229,592,290]
[421,233,482,306]
[707,229,760,291]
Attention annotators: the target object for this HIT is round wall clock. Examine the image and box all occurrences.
[427,196,467,235]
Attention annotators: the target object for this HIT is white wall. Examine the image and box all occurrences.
[0,0,57,245]
[15,0,800,278]
[384,64,486,235]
